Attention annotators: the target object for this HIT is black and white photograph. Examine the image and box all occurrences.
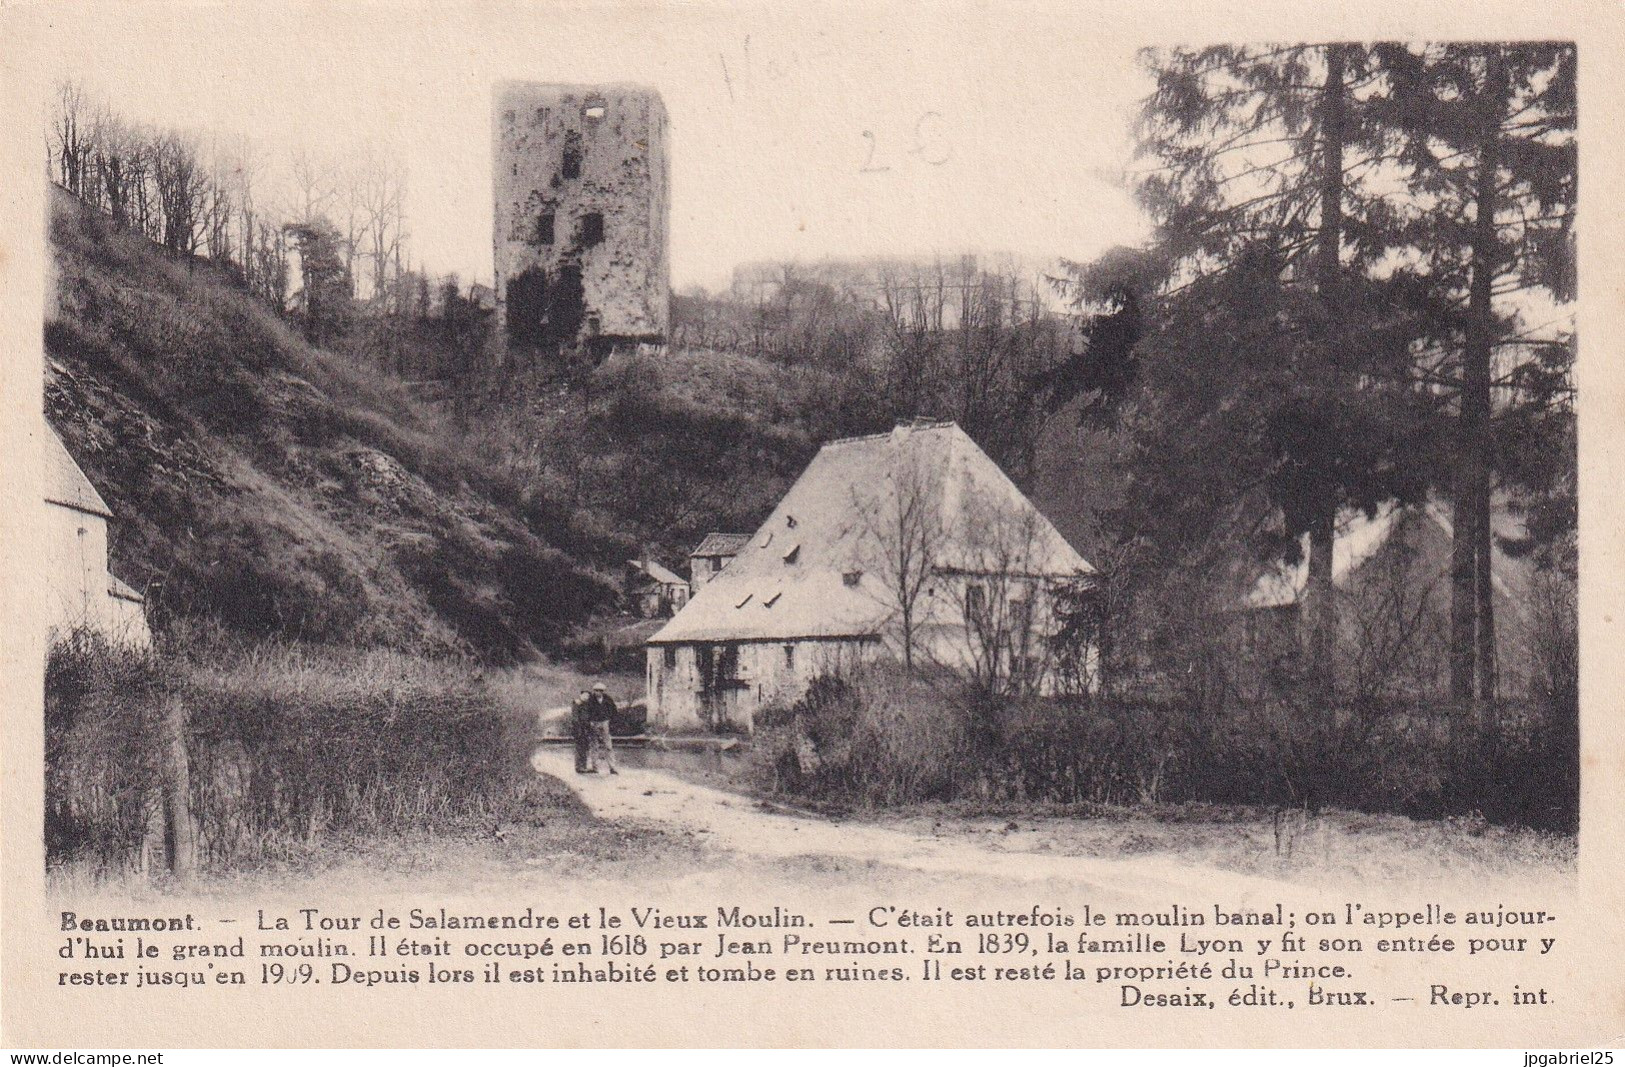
[1,2,1612,1051]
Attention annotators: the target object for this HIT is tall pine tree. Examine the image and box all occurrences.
[1075,44,1429,698]
[1377,43,1576,717]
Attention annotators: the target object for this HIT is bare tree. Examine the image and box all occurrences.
[202,134,239,264]
[335,157,368,299]
[852,442,944,674]
[250,220,290,310]
[358,150,407,308]
[1527,565,1577,716]
[873,258,1066,481]
[91,111,145,228]
[1339,516,1450,705]
[127,125,158,239]
[952,498,1058,698]
[224,136,269,292]
[51,80,91,196]
[287,146,338,225]
[150,131,207,258]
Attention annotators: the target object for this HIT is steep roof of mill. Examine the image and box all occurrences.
[649,421,1093,645]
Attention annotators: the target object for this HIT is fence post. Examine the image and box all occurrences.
[160,693,196,878]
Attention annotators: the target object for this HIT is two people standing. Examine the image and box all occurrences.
[571,682,619,775]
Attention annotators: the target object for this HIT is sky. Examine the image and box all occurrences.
[32,3,1154,291]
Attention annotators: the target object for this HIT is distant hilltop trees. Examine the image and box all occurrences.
[46,80,491,382]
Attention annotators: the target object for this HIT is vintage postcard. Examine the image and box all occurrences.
[1,0,1621,1049]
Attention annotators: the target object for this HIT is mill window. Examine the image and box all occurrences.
[562,146,582,180]
[580,212,604,246]
[965,583,987,619]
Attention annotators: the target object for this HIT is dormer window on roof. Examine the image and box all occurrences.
[786,514,797,528]
[759,531,774,548]
[763,591,782,608]
[735,592,753,609]
[782,544,800,564]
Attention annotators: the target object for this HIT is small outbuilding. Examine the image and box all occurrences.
[625,557,689,618]
[687,532,750,596]
[42,425,152,649]
[646,420,1094,732]
[1241,499,1545,698]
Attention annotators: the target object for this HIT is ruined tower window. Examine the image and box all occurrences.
[842,570,863,587]
[562,130,583,180]
[584,101,606,121]
[580,212,604,246]
[505,262,584,352]
[505,267,549,348]
[535,106,550,125]
[536,212,554,245]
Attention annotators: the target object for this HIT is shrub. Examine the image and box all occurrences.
[752,667,973,806]
[181,641,533,865]
[44,629,166,869]
[45,630,541,874]
[984,696,1187,806]
[747,665,1577,830]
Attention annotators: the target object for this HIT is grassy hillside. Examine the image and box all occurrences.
[457,341,903,579]
[45,188,613,663]
[43,182,1086,661]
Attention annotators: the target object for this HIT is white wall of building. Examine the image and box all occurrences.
[42,502,151,649]
[647,636,881,732]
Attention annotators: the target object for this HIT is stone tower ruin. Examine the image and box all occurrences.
[493,82,671,360]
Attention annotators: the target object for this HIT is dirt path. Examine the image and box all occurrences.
[531,745,1300,906]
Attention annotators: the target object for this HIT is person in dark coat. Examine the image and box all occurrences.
[570,690,592,774]
[585,682,618,775]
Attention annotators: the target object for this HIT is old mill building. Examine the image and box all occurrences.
[645,421,1095,731]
